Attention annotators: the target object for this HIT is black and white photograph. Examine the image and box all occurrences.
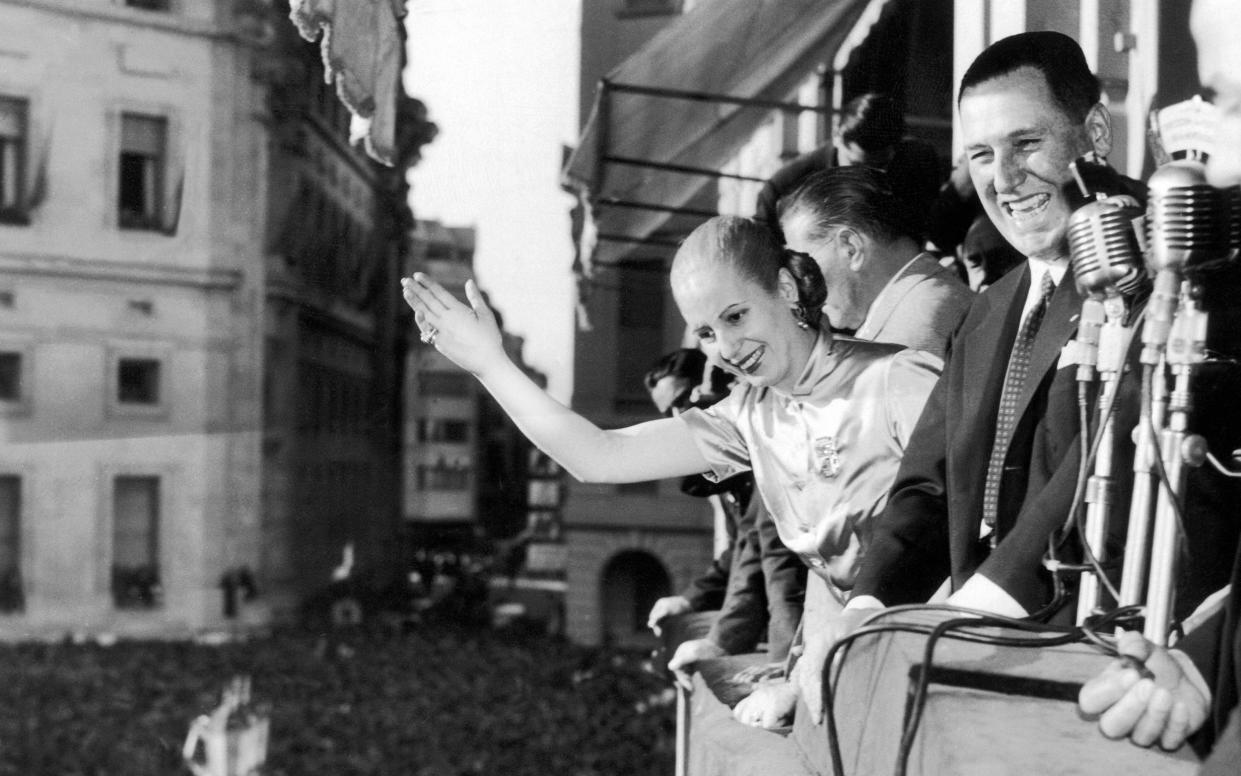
[0,1,1239,774]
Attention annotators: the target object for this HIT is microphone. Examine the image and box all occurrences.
[1141,161,1230,364]
[1066,185,1149,622]
[1068,191,1147,383]
[1069,194,1147,301]
[1146,161,1230,272]
[1226,185,1241,261]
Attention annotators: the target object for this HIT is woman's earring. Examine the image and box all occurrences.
[791,306,810,330]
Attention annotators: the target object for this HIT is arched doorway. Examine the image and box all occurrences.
[599,549,671,648]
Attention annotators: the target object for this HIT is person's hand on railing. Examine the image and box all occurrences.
[401,274,506,378]
[732,680,797,729]
[1078,630,1210,750]
[667,638,726,691]
[647,595,693,637]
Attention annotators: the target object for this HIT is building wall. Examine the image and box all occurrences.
[566,0,732,647]
[0,0,432,635]
[257,0,432,615]
[0,0,265,636]
[578,0,688,128]
[564,518,714,646]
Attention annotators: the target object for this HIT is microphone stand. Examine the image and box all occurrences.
[1118,357,1166,609]
[1076,296,1130,623]
[1143,282,1209,646]
[1118,264,1178,611]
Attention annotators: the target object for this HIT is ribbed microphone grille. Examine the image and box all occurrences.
[1226,185,1241,258]
[1069,204,1145,298]
[1147,184,1229,269]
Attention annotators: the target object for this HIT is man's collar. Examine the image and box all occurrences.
[1028,255,1069,286]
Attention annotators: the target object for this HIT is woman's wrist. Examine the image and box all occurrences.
[475,351,522,388]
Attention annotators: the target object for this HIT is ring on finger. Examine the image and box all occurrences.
[420,325,439,345]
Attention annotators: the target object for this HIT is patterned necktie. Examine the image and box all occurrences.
[980,271,1056,544]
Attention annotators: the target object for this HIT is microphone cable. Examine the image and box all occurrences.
[820,602,1151,776]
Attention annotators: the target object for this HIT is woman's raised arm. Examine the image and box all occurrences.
[401,274,710,483]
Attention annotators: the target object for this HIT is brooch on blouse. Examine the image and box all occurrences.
[813,436,841,479]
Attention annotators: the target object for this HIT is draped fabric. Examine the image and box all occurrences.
[290,0,406,165]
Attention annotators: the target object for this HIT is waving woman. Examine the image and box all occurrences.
[402,216,940,726]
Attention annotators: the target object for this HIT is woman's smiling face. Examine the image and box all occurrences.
[672,262,808,394]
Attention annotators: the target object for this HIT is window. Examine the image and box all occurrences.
[0,97,27,223]
[0,352,20,402]
[416,463,471,491]
[118,113,167,230]
[419,372,472,397]
[111,476,161,609]
[618,0,682,18]
[117,357,160,405]
[440,420,469,442]
[125,0,170,11]
[527,480,561,508]
[418,418,470,443]
[0,475,22,612]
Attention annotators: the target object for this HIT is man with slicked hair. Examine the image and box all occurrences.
[779,166,973,359]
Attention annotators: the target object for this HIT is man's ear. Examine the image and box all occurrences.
[776,267,800,304]
[837,228,866,272]
[1084,102,1113,159]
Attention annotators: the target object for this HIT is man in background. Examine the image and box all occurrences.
[643,350,806,678]
[754,93,942,241]
[778,166,973,358]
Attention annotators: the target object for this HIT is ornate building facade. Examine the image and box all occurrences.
[0,0,434,637]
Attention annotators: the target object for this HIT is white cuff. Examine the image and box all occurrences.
[1169,649,1214,707]
[945,574,1028,618]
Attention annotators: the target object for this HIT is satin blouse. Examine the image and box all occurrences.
[680,331,940,590]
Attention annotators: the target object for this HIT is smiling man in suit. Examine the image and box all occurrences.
[790,31,1132,721]
[778,166,973,359]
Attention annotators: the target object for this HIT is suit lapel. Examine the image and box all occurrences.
[961,265,1028,413]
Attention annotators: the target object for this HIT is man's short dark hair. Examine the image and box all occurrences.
[644,348,734,414]
[644,349,706,394]
[778,166,921,246]
[837,93,906,155]
[959,31,1100,122]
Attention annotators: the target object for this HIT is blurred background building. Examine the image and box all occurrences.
[0,0,434,637]
[402,220,543,549]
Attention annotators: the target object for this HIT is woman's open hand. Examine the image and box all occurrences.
[401,274,506,378]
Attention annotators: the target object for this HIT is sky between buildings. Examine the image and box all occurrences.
[404,0,582,403]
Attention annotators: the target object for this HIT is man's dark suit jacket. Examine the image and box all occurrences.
[1179,539,1240,763]
[852,262,1141,613]
[678,475,806,659]
[853,256,1241,612]
[706,497,806,659]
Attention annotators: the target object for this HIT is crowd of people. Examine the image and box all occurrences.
[402,4,1241,771]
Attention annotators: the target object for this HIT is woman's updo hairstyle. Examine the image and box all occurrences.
[673,216,827,329]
